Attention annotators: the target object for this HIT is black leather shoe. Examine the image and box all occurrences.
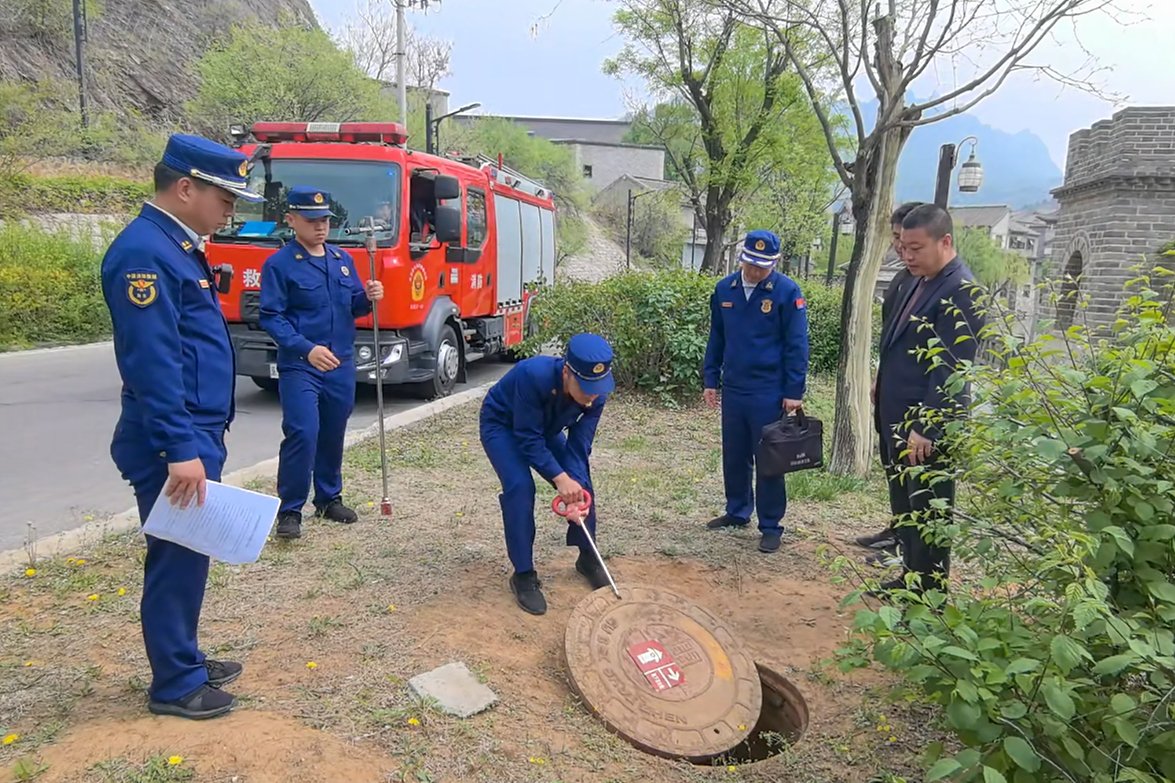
[148,683,236,720]
[317,499,358,524]
[854,528,897,550]
[510,571,547,615]
[706,514,749,530]
[205,659,242,688]
[758,531,783,553]
[275,511,302,539]
[575,551,610,590]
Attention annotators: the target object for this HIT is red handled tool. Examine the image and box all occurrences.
[552,490,620,598]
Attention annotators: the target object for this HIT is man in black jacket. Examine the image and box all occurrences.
[872,203,983,595]
[855,201,922,562]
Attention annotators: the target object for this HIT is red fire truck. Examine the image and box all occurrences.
[208,120,557,398]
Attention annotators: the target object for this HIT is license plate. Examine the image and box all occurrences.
[268,363,279,379]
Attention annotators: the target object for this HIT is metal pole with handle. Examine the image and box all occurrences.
[552,490,620,599]
[346,218,392,517]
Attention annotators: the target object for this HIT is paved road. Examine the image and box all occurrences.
[0,343,508,554]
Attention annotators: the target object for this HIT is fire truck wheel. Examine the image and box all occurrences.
[251,377,279,394]
[414,322,461,400]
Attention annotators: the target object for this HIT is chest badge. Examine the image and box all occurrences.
[341,266,350,276]
[198,278,210,289]
[721,301,733,308]
[761,299,773,314]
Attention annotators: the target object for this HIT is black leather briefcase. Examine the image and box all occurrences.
[756,409,824,477]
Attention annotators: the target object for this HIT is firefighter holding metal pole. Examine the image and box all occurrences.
[259,186,384,540]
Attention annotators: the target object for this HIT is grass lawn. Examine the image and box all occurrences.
[0,376,946,783]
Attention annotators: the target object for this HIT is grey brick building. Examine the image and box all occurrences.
[1049,106,1175,329]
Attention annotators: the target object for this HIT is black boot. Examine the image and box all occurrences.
[706,514,749,530]
[575,551,610,590]
[510,571,547,615]
[204,659,243,688]
[275,511,302,539]
[316,498,358,524]
[854,528,897,550]
[148,683,237,720]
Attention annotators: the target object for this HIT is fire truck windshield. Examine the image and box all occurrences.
[215,159,402,246]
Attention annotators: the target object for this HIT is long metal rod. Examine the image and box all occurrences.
[358,218,391,515]
[575,510,620,599]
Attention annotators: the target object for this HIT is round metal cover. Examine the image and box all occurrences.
[564,584,762,762]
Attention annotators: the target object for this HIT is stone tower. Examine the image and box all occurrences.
[1049,107,1175,329]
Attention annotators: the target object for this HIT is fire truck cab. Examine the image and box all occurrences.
[209,121,557,398]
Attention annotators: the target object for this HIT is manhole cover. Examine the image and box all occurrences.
[564,584,762,762]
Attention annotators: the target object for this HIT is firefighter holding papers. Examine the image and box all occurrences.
[479,333,615,615]
[702,229,810,554]
[259,186,384,540]
[102,133,263,720]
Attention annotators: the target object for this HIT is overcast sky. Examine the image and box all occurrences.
[310,0,1174,170]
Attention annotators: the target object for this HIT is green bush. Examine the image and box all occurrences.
[520,270,868,400]
[0,173,150,217]
[837,273,1175,782]
[0,223,112,349]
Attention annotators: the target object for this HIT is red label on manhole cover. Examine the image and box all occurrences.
[627,640,686,691]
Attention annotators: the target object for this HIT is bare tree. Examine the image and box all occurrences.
[720,0,1124,476]
[334,0,453,91]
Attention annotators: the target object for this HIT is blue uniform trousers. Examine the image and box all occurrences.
[480,422,596,574]
[721,392,787,531]
[276,364,356,514]
[111,420,227,703]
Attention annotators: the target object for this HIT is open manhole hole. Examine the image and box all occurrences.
[564,584,809,765]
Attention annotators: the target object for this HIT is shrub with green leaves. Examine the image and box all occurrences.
[1,173,151,217]
[0,223,112,349]
[520,270,865,400]
[837,269,1175,782]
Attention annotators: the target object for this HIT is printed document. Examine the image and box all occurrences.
[143,481,280,564]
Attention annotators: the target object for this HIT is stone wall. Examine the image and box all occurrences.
[1048,107,1175,329]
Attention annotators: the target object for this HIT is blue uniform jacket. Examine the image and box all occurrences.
[702,270,809,399]
[481,356,607,482]
[101,203,236,463]
[258,241,372,370]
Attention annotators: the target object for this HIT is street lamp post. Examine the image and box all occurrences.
[934,136,984,208]
[426,101,482,155]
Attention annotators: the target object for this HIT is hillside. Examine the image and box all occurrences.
[856,99,1065,209]
[0,0,319,123]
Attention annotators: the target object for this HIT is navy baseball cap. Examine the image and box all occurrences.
[740,229,781,268]
[565,333,615,395]
[160,133,263,202]
[287,185,336,219]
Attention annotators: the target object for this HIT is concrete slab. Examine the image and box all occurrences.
[408,662,497,718]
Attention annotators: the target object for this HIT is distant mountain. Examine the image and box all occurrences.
[854,100,1063,210]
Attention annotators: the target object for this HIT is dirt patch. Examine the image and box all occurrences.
[2,382,941,782]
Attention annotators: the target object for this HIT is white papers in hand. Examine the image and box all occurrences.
[142,480,280,564]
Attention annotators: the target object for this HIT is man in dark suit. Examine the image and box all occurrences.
[871,203,983,596]
[855,201,922,562]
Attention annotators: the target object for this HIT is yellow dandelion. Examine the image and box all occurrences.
[23,661,35,667]
[84,514,94,522]
[73,559,86,566]
[87,593,100,602]
[305,661,318,670]
[386,604,397,612]
[528,756,545,765]
[24,567,36,578]
[168,755,184,766]
[367,501,375,508]
[407,717,420,726]
[2,734,18,745]
[738,724,747,731]
[727,765,737,773]
[888,736,897,743]
[118,587,127,597]
[455,511,464,518]
[67,557,76,565]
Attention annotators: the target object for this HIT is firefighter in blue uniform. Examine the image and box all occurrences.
[259,186,384,540]
[702,230,810,553]
[480,333,615,615]
[102,133,264,720]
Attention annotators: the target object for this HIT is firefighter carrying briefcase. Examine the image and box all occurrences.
[756,408,824,477]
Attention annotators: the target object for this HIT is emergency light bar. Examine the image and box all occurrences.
[249,122,409,146]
